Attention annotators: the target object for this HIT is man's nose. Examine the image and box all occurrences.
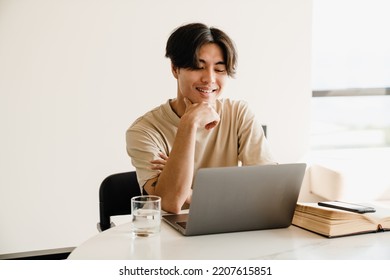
[201,68,216,83]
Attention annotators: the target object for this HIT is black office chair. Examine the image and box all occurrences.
[97,171,142,232]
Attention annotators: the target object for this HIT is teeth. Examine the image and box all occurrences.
[197,88,216,93]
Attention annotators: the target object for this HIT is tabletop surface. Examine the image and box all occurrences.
[68,218,390,260]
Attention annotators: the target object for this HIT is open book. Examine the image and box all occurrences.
[292,202,390,238]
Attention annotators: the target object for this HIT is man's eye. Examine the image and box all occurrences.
[215,69,226,73]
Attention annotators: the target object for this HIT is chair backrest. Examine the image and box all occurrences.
[98,171,141,231]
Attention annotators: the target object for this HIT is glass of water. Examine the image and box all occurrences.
[131,195,161,237]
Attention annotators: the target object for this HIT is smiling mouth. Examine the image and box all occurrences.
[196,87,218,94]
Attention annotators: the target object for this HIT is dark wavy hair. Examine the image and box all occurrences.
[165,23,237,77]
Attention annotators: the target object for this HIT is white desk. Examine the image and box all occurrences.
[68,220,390,260]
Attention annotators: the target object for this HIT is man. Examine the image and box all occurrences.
[127,23,276,213]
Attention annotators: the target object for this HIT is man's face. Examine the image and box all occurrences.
[173,43,228,104]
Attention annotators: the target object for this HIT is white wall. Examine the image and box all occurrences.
[0,0,312,254]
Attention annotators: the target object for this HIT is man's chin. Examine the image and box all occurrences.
[191,95,220,104]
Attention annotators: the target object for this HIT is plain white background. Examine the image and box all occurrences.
[0,0,311,254]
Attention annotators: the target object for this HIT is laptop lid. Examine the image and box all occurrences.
[163,163,306,236]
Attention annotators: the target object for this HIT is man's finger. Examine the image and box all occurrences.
[205,120,219,130]
[158,152,169,160]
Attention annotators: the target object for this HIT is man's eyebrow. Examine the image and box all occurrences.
[198,59,226,65]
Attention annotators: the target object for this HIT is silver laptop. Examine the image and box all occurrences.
[162,163,306,236]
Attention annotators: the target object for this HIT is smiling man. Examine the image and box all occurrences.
[126,23,276,213]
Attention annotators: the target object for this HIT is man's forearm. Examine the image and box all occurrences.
[154,120,197,213]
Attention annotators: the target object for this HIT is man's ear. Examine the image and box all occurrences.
[171,63,179,79]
